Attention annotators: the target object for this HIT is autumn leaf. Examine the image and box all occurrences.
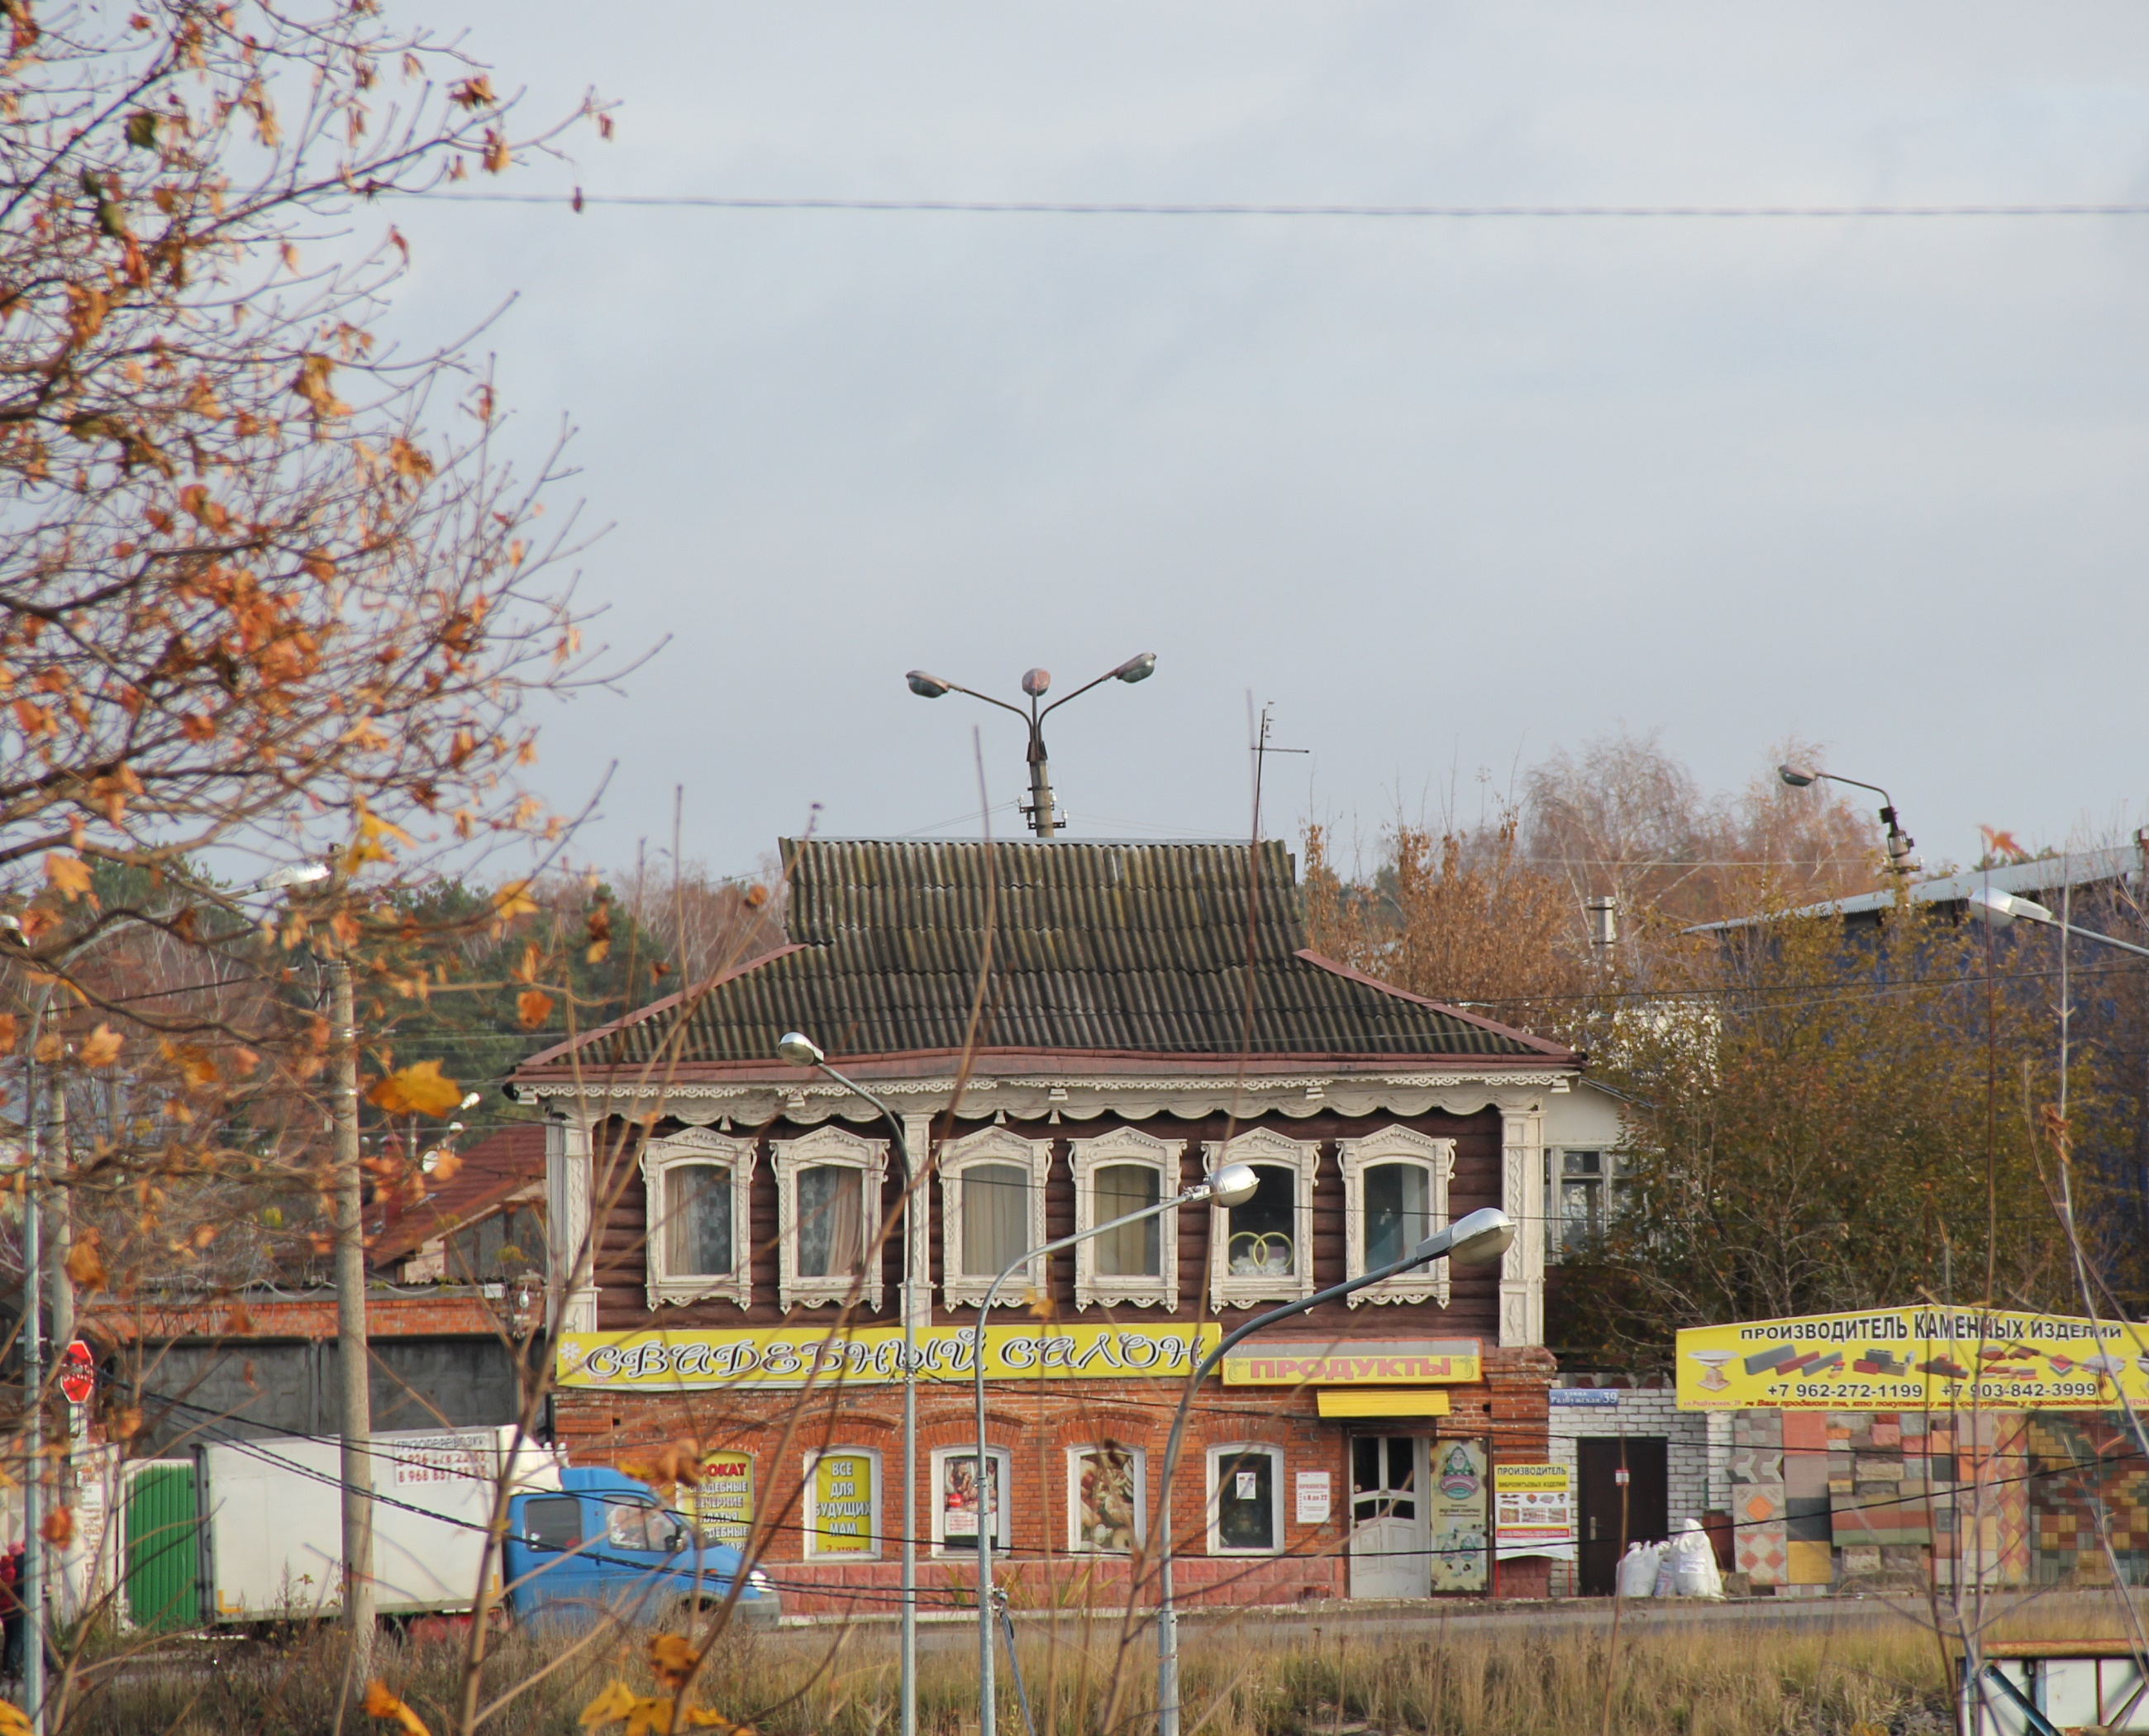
[64,1238,106,1290]
[426,1150,462,1184]
[79,1024,123,1068]
[42,851,93,901]
[0,1702,27,1736]
[367,1060,462,1118]
[516,990,554,1030]
[39,1507,72,1548]
[648,1633,699,1690]
[482,127,510,174]
[579,1683,638,1728]
[361,1680,433,1736]
[493,880,540,922]
[0,1015,16,1054]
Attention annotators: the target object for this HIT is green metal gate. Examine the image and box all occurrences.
[123,1461,199,1630]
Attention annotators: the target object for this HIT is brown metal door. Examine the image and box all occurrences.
[1575,1437,1669,1595]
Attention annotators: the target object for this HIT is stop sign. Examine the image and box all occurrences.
[58,1340,93,1405]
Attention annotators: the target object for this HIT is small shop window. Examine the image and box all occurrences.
[1208,1444,1284,1555]
[686,1451,754,1548]
[1069,1444,1145,1554]
[932,1446,1013,1553]
[805,1448,881,1559]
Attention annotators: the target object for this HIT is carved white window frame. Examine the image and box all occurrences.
[641,1128,756,1311]
[1337,1126,1456,1308]
[1070,1128,1181,1313]
[937,1126,1052,1309]
[773,1123,889,1313]
[1204,1129,1320,1311]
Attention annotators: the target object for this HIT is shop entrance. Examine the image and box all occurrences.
[1348,1435,1428,1599]
[1576,1436,1669,1595]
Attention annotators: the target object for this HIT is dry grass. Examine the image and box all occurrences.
[58,1595,2149,1736]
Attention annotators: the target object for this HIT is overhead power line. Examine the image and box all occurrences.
[412,191,2149,220]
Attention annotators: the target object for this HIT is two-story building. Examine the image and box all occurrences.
[510,837,1582,1612]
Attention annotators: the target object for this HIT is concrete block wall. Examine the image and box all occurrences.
[1541,1385,1726,1596]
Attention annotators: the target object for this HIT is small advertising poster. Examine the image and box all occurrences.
[808,1452,876,1557]
[690,1451,754,1547]
[1294,1471,1332,1526]
[939,1451,1002,1548]
[1494,1462,1576,1562]
[1072,1447,1141,1553]
[1427,1439,1489,1593]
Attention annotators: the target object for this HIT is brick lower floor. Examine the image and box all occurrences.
[551,1346,1557,1614]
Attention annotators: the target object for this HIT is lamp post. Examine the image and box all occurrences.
[905,653,1157,837]
[1777,763,1921,876]
[1962,885,2149,960]
[1151,1205,1517,1736]
[774,1033,922,1736]
[968,1162,1260,1736]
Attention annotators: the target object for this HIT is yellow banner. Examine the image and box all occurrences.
[1494,1464,1570,1494]
[1676,1307,2149,1410]
[558,1323,1222,1390]
[1220,1338,1482,1387]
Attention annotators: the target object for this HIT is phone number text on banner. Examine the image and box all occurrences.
[1676,1306,2149,1410]
[558,1323,1224,1390]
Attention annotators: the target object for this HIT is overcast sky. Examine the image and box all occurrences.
[379,2,2149,882]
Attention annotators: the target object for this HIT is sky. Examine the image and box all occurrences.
[374,2,2149,882]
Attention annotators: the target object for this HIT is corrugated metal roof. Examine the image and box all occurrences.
[518,839,1570,1069]
[1689,844,2142,932]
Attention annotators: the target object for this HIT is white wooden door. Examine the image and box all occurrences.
[1347,1436,1428,1599]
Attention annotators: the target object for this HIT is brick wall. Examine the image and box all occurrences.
[1541,1385,1724,1597]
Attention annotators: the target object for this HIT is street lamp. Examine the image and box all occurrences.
[1151,1205,1516,1736]
[774,1033,922,1736]
[905,654,1157,838]
[1962,885,2149,960]
[1778,763,1921,875]
[968,1161,1259,1736]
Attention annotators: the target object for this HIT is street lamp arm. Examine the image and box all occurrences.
[938,681,1038,730]
[1813,770,1894,808]
[1037,662,1136,723]
[2029,913,2149,961]
[971,1172,1249,1736]
[810,1061,916,1178]
[1151,1205,1514,1736]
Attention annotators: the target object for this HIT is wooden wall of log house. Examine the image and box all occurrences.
[590,1106,1505,1340]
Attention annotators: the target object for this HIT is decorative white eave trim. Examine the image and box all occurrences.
[512,1068,1577,1129]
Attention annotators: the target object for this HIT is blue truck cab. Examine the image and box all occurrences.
[502,1467,779,1628]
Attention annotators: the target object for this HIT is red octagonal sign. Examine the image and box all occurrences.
[59,1340,94,1405]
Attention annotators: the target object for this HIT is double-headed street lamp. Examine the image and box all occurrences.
[905,654,1157,837]
[968,1162,1260,1736]
[1778,762,1921,876]
[774,1033,922,1736]
[1151,1204,1517,1736]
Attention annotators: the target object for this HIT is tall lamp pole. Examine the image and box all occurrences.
[1152,1205,1517,1736]
[775,1033,923,1736]
[1777,763,1921,876]
[967,1163,1259,1736]
[904,653,1157,838]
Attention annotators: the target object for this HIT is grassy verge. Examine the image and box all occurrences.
[55,1594,2149,1736]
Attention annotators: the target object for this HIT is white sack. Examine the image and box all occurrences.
[1663,1518,1725,1600]
[1616,1539,1662,1598]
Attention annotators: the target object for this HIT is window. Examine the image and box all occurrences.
[1068,1444,1145,1553]
[1206,1443,1284,1555]
[1337,1127,1456,1307]
[931,1445,1013,1554]
[522,1495,582,1552]
[773,1126,889,1311]
[1070,1128,1180,1312]
[804,1448,881,1559]
[642,1130,755,1309]
[444,1201,546,1285]
[1204,1130,1319,1309]
[936,1127,1051,1309]
[1545,1149,1619,1261]
[604,1497,682,1553]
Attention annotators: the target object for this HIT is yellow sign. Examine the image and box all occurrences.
[1493,1464,1569,1494]
[558,1323,1222,1390]
[808,1451,874,1557]
[1676,1306,2149,1410]
[1220,1338,1482,1387]
[688,1451,753,1547]
[1316,1390,1451,1418]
